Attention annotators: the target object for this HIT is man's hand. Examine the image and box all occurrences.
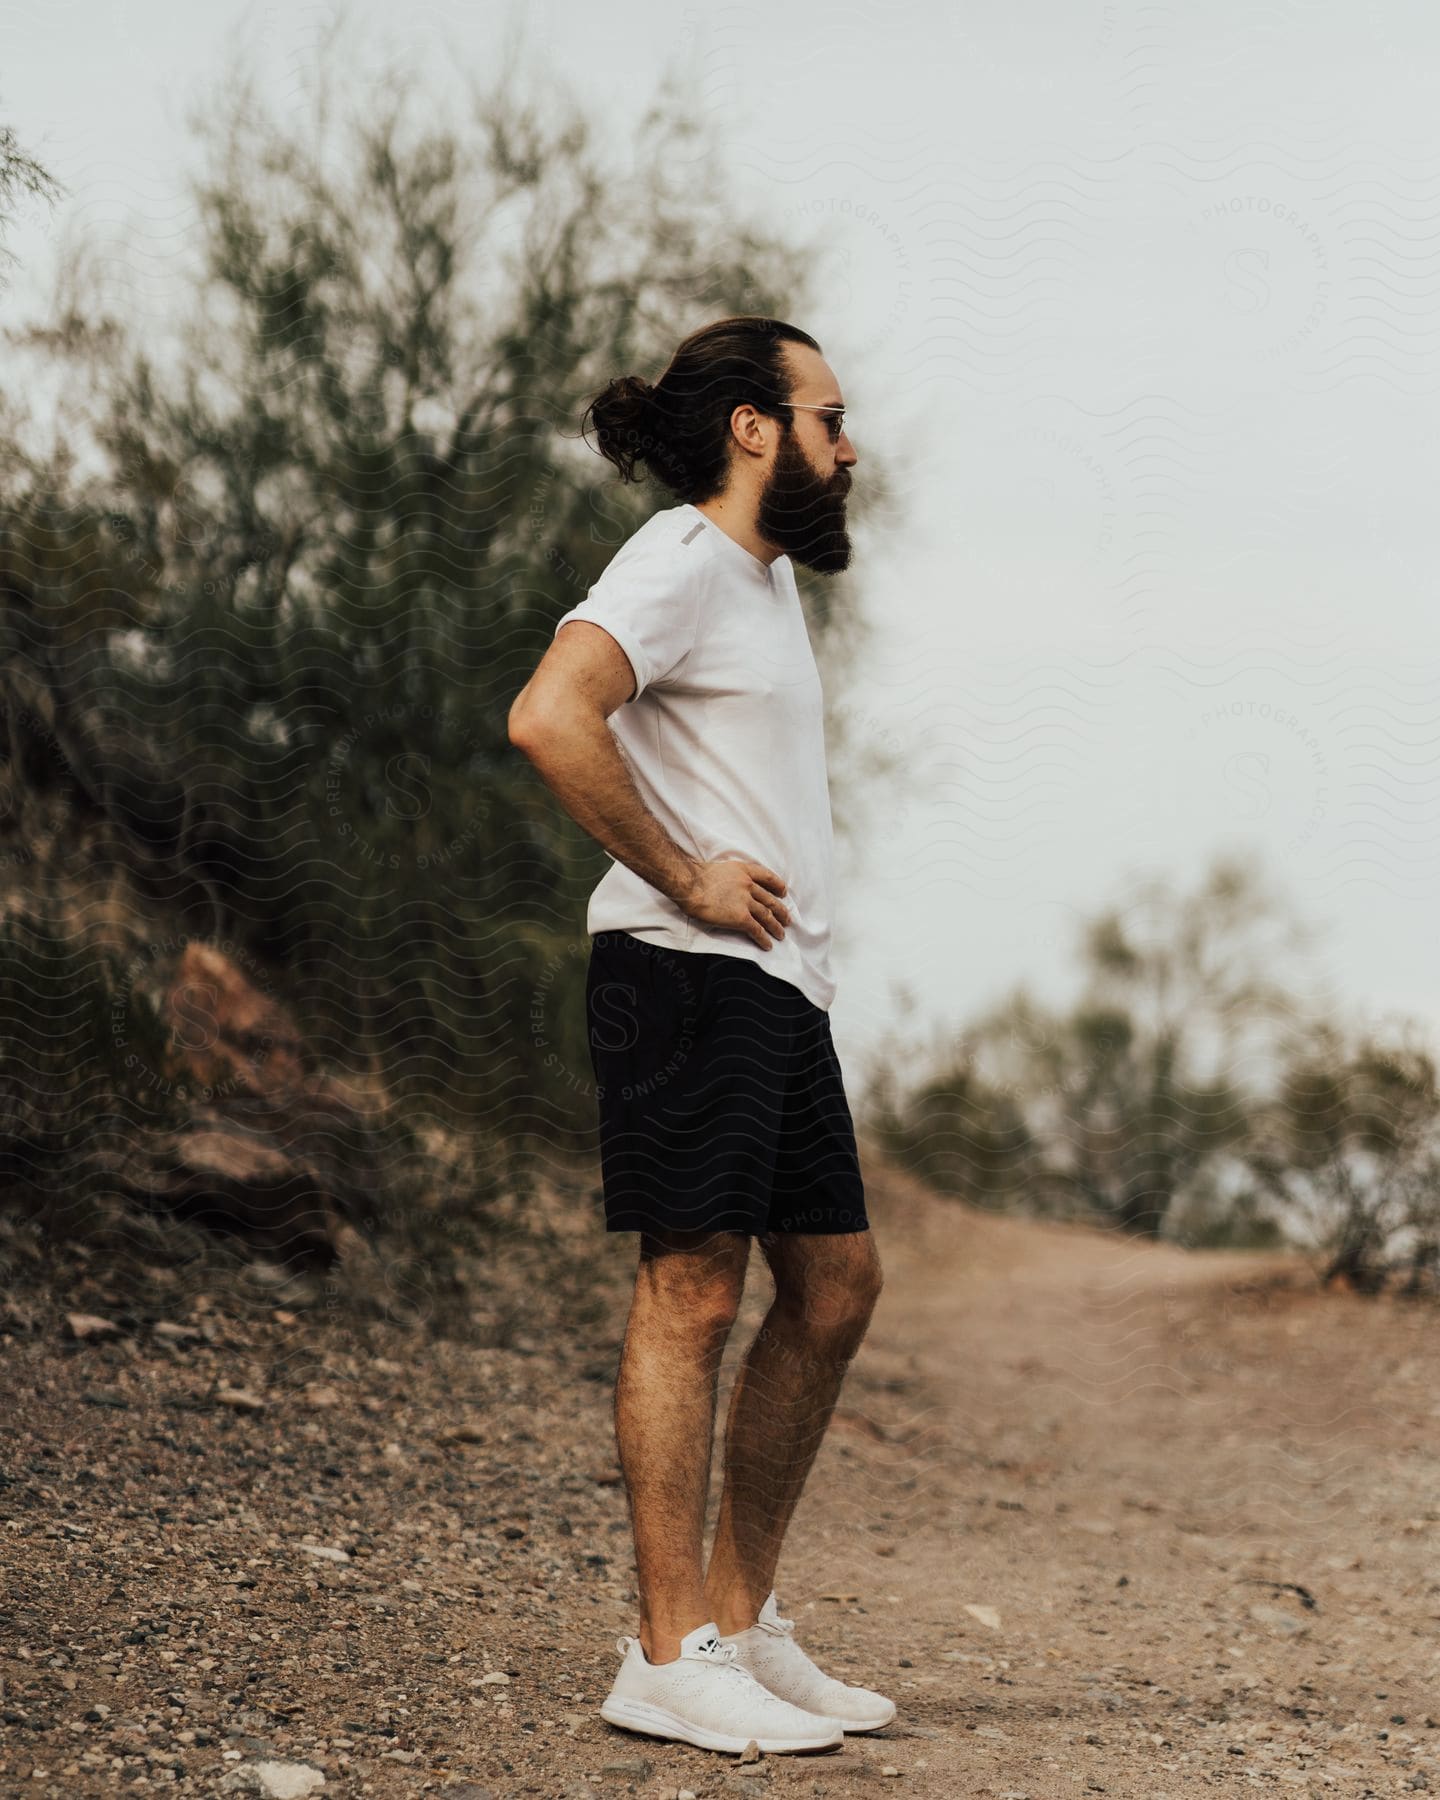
[682,858,791,950]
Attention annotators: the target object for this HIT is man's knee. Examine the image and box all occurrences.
[768,1233,883,1346]
[636,1227,750,1336]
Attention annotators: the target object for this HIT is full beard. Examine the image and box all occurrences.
[756,436,852,574]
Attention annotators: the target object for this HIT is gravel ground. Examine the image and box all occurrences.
[3,1151,1438,1799]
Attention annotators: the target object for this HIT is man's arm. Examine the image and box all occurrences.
[508,620,790,950]
[509,621,703,911]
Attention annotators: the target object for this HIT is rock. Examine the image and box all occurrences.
[1248,1604,1309,1637]
[478,1671,510,1685]
[964,1605,1001,1630]
[153,1320,203,1344]
[217,1386,266,1412]
[296,1543,350,1564]
[75,937,398,1272]
[219,1760,326,1797]
[142,1125,343,1269]
[600,1759,652,1777]
[65,1312,120,1341]
[738,1737,762,1763]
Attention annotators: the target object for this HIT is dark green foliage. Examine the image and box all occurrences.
[0,899,188,1191]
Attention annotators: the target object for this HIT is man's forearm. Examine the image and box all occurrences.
[515,714,703,910]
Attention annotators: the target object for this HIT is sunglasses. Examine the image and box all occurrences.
[782,402,848,443]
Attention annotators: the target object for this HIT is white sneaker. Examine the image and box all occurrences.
[718,1592,897,1732]
[599,1618,846,1754]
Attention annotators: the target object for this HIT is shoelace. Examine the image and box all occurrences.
[760,1606,796,1637]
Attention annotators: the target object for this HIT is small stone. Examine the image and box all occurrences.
[219,1761,326,1797]
[601,1759,652,1776]
[1248,1604,1309,1637]
[217,1386,266,1412]
[881,1771,902,1781]
[964,1605,1001,1630]
[153,1320,203,1344]
[297,1543,351,1564]
[738,1738,762,1763]
[478,1671,510,1685]
[66,1312,121,1340]
[436,1424,484,1445]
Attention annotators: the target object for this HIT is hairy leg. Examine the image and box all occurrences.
[702,1230,884,1634]
[613,1226,751,1664]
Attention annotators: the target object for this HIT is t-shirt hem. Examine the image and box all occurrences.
[589,924,833,1011]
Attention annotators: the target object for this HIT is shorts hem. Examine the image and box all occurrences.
[603,1216,870,1236]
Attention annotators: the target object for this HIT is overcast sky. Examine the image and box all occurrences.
[6,1,1440,1090]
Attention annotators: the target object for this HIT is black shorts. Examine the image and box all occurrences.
[585,930,870,1237]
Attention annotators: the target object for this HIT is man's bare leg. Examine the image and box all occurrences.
[614,1226,752,1665]
[702,1230,884,1635]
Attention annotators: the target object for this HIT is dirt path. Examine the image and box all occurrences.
[3,1151,1438,1798]
[767,1156,1440,1798]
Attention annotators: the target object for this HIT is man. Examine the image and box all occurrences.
[508,316,894,1757]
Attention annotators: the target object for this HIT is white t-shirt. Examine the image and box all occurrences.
[552,500,837,1011]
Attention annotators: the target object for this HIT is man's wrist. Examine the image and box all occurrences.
[669,851,704,913]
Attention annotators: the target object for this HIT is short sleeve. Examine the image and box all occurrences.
[552,537,702,703]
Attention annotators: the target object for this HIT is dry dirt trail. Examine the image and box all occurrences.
[4,1148,1439,1800]
[750,1154,1440,1799]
